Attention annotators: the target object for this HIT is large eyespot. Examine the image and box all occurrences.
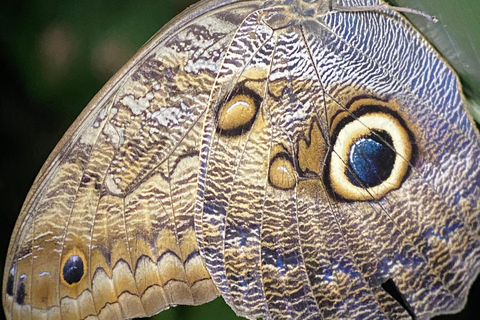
[328,109,413,201]
[61,249,87,286]
[216,83,262,137]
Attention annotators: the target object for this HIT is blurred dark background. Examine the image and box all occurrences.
[0,1,479,320]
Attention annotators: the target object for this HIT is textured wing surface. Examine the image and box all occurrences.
[4,0,480,320]
[2,1,264,319]
[196,1,480,320]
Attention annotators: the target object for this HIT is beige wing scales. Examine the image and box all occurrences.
[2,1,264,319]
[4,0,480,320]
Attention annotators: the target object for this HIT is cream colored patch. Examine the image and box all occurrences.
[120,94,150,115]
[269,156,296,190]
[218,94,257,131]
[298,119,326,175]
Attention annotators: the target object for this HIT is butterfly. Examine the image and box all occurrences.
[3,0,480,319]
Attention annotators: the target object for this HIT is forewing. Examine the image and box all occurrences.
[2,1,264,319]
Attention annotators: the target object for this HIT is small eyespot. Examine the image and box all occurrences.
[216,83,262,136]
[16,274,26,305]
[61,249,87,286]
[63,255,84,285]
[269,152,296,190]
[6,268,14,297]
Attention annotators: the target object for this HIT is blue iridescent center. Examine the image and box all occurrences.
[347,131,395,187]
[63,255,84,285]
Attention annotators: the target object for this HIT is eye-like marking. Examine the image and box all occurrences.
[347,130,396,187]
[269,152,296,190]
[63,255,84,285]
[327,101,413,201]
[16,274,26,305]
[6,268,14,297]
[216,83,262,137]
[61,249,87,286]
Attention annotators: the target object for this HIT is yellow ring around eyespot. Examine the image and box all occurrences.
[60,247,87,287]
[330,112,412,201]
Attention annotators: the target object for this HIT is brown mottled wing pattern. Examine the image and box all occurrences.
[4,0,480,320]
[3,1,264,319]
[195,1,480,320]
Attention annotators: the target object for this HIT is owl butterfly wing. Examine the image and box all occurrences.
[196,0,480,319]
[2,1,266,319]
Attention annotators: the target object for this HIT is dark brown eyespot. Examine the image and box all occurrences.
[63,255,85,285]
[16,274,26,305]
[61,249,87,286]
[6,268,14,297]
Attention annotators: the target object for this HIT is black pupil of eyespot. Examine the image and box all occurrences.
[347,131,395,188]
[63,255,84,285]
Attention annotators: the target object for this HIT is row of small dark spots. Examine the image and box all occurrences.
[6,268,27,305]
